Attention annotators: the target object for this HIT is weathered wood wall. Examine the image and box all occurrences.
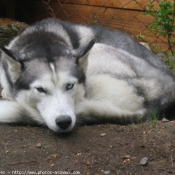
[15,0,171,53]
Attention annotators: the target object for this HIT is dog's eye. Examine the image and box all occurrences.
[66,83,74,91]
[36,87,47,93]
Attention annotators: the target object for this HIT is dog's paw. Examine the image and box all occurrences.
[1,89,6,99]
[1,89,11,100]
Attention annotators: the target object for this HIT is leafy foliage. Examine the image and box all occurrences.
[0,24,23,47]
[145,0,175,56]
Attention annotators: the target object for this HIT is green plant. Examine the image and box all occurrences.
[166,58,175,72]
[145,0,175,55]
[136,33,146,40]
[0,24,24,47]
[150,109,159,127]
[149,42,165,53]
[138,115,144,122]
[91,14,99,23]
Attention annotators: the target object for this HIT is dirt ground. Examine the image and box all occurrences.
[0,120,175,175]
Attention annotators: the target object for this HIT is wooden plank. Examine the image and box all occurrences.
[42,0,169,10]
[42,2,154,26]
[49,0,145,10]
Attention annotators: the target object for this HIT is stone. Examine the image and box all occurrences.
[104,171,110,175]
[140,157,148,166]
[162,118,170,122]
[36,143,42,148]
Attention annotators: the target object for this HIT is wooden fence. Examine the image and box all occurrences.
[15,0,175,54]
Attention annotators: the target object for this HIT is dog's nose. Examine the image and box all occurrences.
[55,115,72,130]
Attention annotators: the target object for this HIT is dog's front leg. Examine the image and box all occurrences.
[0,100,36,124]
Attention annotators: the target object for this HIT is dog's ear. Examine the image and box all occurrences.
[0,47,23,83]
[73,39,95,71]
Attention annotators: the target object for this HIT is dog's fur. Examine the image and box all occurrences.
[0,18,175,132]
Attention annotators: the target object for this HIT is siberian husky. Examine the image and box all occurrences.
[0,18,175,132]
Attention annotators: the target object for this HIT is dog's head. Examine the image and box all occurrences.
[0,28,95,132]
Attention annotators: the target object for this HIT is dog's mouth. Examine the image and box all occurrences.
[52,125,75,133]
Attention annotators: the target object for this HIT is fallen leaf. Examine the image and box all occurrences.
[46,154,58,160]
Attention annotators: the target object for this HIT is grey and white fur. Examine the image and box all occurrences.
[0,18,175,132]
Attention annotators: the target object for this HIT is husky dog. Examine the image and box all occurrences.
[0,18,175,132]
